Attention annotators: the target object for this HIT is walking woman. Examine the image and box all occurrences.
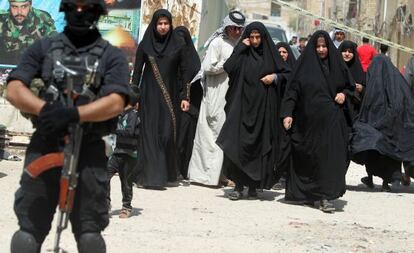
[217,22,290,200]
[174,26,201,179]
[351,55,414,191]
[339,40,366,117]
[281,31,354,212]
[132,9,192,188]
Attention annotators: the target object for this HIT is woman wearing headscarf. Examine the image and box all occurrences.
[272,42,297,187]
[339,40,366,117]
[281,30,354,212]
[351,55,414,191]
[217,22,290,200]
[132,9,191,188]
[276,42,297,70]
[174,26,201,179]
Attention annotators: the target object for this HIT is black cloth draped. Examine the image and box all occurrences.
[351,55,414,180]
[216,22,291,189]
[132,9,189,187]
[174,26,201,178]
[281,30,354,201]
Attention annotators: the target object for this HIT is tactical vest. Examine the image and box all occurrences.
[30,34,117,136]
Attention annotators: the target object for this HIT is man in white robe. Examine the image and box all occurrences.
[188,11,245,186]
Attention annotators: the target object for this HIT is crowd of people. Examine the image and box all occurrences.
[108,9,414,216]
[5,2,414,251]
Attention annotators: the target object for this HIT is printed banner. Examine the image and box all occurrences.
[0,0,141,86]
[140,0,202,47]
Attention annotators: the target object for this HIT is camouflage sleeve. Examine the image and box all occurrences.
[7,39,45,87]
[36,9,57,36]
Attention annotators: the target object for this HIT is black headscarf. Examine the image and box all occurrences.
[282,30,353,118]
[217,22,290,188]
[339,40,366,86]
[174,26,201,83]
[276,42,297,70]
[224,22,289,106]
[139,9,183,57]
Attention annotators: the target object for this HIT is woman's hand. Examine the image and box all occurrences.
[242,38,250,46]
[181,100,190,112]
[335,92,346,105]
[356,83,364,93]
[261,74,275,85]
[283,117,293,130]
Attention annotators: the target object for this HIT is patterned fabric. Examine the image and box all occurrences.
[0,8,56,57]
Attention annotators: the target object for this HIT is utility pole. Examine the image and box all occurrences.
[320,0,325,29]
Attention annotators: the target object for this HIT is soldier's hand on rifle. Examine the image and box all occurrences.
[38,104,80,136]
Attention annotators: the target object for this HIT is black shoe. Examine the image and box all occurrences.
[319,199,335,213]
[247,189,258,200]
[361,176,374,189]
[228,190,243,201]
[381,181,391,192]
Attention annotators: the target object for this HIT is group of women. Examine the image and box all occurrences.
[132,9,414,213]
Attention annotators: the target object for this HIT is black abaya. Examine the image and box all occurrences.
[174,26,201,178]
[132,9,189,187]
[217,22,291,189]
[339,40,366,117]
[281,30,354,202]
[351,55,414,181]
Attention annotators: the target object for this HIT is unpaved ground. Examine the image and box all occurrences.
[0,159,413,253]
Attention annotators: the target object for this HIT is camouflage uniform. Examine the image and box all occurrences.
[0,7,57,64]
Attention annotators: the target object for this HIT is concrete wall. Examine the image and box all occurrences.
[0,98,34,133]
[197,0,229,52]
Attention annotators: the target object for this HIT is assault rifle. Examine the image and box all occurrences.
[24,56,100,253]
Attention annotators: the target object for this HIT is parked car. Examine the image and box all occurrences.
[247,20,288,44]
[265,24,288,44]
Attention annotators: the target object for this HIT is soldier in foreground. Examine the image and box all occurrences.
[0,0,56,65]
[6,0,130,252]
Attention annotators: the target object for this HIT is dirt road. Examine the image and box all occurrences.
[0,159,413,252]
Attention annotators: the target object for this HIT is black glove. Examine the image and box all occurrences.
[37,103,80,137]
[35,101,63,134]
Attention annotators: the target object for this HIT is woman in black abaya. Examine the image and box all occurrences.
[339,40,366,117]
[276,42,297,70]
[217,22,290,200]
[281,31,354,212]
[174,26,202,179]
[272,42,297,186]
[351,55,414,191]
[132,9,191,188]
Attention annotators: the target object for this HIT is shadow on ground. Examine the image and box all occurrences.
[111,208,143,217]
[276,198,348,212]
[0,172,6,178]
[346,184,414,194]
[219,188,281,201]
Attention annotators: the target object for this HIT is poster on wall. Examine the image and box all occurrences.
[0,0,141,85]
[140,0,202,48]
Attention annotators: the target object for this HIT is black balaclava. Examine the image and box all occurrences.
[63,4,102,48]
